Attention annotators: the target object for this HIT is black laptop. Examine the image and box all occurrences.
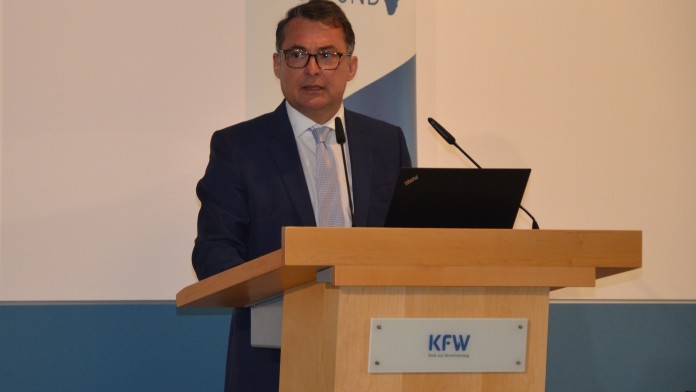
[384,168,531,229]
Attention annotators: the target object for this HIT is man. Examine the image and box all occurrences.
[193,0,411,390]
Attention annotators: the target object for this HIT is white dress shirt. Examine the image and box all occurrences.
[286,101,353,226]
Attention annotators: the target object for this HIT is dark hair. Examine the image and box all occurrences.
[275,0,355,52]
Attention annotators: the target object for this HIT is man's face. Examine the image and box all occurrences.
[273,17,358,124]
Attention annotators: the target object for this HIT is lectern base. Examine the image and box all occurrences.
[279,284,549,392]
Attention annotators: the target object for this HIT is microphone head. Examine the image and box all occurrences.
[428,117,456,145]
[334,117,346,144]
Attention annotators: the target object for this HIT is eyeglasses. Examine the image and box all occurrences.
[279,49,352,70]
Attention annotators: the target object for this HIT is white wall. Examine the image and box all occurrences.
[416,0,696,300]
[1,0,245,300]
[0,0,4,296]
[1,0,694,301]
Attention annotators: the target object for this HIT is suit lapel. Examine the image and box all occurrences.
[265,103,316,226]
[345,110,373,227]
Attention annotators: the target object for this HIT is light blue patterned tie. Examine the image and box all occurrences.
[310,126,345,227]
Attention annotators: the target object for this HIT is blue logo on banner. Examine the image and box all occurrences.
[429,334,471,352]
[337,0,400,16]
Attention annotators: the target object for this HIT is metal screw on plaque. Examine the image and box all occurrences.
[516,361,522,366]
[376,325,382,330]
[518,325,523,330]
[374,361,380,366]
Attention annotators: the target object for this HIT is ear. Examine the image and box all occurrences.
[346,55,358,81]
[273,52,281,78]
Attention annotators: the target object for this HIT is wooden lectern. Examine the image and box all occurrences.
[177,227,641,392]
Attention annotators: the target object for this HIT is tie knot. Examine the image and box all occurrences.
[310,126,332,144]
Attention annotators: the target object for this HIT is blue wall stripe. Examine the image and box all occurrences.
[0,303,230,392]
[547,303,696,392]
[1,303,695,391]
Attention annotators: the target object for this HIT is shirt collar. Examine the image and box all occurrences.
[286,101,346,138]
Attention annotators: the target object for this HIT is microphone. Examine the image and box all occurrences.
[427,117,540,229]
[428,117,481,169]
[335,117,355,227]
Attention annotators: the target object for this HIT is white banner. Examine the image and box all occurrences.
[245,0,416,156]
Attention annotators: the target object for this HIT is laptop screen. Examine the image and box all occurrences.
[384,168,531,229]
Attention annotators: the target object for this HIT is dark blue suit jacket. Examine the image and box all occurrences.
[193,102,411,391]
